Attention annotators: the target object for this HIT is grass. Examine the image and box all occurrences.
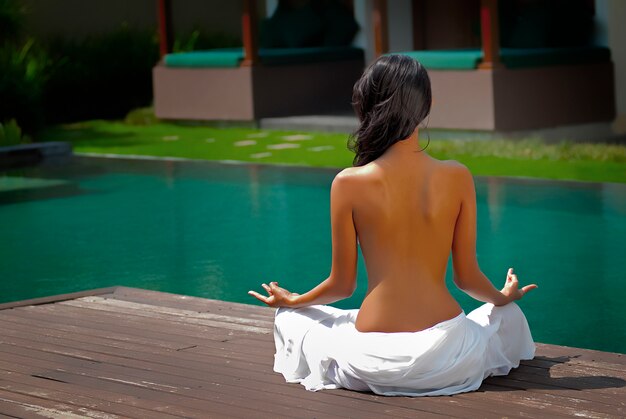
[37,118,626,184]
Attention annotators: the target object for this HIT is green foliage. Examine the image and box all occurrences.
[124,107,161,126]
[0,119,31,146]
[0,38,53,133]
[0,0,241,130]
[43,24,160,124]
[428,138,626,163]
[37,120,626,184]
[0,0,26,42]
[42,25,241,124]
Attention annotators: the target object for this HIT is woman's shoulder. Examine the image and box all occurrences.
[431,158,473,180]
[332,159,473,189]
[334,163,377,179]
[330,165,383,199]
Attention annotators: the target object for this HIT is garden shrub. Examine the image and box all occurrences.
[0,0,241,134]
[0,119,31,147]
[42,26,240,125]
[0,39,51,134]
[42,25,160,124]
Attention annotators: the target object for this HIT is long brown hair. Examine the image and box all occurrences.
[348,54,432,166]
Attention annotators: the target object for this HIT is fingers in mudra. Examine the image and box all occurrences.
[248,281,288,307]
[247,289,270,304]
[504,267,538,299]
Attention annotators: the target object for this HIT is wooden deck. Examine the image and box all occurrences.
[0,287,624,418]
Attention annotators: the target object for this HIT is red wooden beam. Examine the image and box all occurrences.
[478,0,503,69]
[157,0,173,58]
[373,0,389,58]
[241,0,259,66]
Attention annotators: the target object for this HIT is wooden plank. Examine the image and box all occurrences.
[0,344,452,419]
[74,296,275,329]
[0,334,444,418]
[0,354,423,419]
[0,309,276,359]
[6,306,624,394]
[0,286,117,310]
[517,361,626,385]
[0,375,179,419]
[0,387,118,419]
[101,292,276,322]
[0,333,563,418]
[0,311,188,351]
[475,381,625,417]
[0,323,274,378]
[8,300,624,382]
[102,290,626,366]
[0,324,274,371]
[5,303,272,347]
[469,384,619,419]
[110,286,276,318]
[525,355,626,374]
[60,298,271,334]
[0,362,229,418]
[15,299,272,340]
[17,304,615,402]
[2,288,624,418]
[2,328,616,419]
[536,343,626,366]
[0,327,517,418]
[0,367,292,419]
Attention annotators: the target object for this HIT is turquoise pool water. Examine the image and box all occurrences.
[1,156,625,354]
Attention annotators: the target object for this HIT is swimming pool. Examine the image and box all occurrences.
[1,155,625,354]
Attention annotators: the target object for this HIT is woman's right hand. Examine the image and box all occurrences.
[501,268,538,303]
[248,282,299,308]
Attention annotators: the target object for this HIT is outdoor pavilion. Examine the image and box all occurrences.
[153,0,616,133]
[372,0,615,131]
[153,0,365,121]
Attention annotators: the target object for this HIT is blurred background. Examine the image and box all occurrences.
[1,0,625,354]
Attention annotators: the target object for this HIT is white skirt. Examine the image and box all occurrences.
[273,302,535,396]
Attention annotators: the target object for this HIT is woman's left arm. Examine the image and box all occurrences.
[248,171,358,308]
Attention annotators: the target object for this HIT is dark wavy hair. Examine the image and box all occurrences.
[348,54,432,166]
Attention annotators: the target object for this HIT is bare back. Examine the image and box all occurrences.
[249,54,535,321]
[348,150,465,332]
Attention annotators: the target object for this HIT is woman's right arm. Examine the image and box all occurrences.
[450,165,536,305]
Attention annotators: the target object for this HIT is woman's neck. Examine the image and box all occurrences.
[381,129,427,163]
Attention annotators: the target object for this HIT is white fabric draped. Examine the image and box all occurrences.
[273,302,535,396]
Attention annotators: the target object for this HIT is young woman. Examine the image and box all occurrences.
[248,54,537,396]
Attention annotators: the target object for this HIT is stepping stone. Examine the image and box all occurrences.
[250,152,272,159]
[308,145,335,152]
[162,135,179,141]
[267,143,300,150]
[247,132,269,138]
[234,140,257,147]
[282,134,313,141]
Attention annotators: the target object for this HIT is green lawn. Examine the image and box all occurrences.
[38,119,626,183]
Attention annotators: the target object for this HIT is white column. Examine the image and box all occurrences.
[353,0,376,63]
[605,0,626,133]
[387,0,413,52]
[594,0,609,46]
[265,0,278,17]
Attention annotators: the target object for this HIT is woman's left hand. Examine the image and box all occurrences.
[248,282,298,307]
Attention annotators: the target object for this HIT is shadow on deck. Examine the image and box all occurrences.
[0,287,624,418]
